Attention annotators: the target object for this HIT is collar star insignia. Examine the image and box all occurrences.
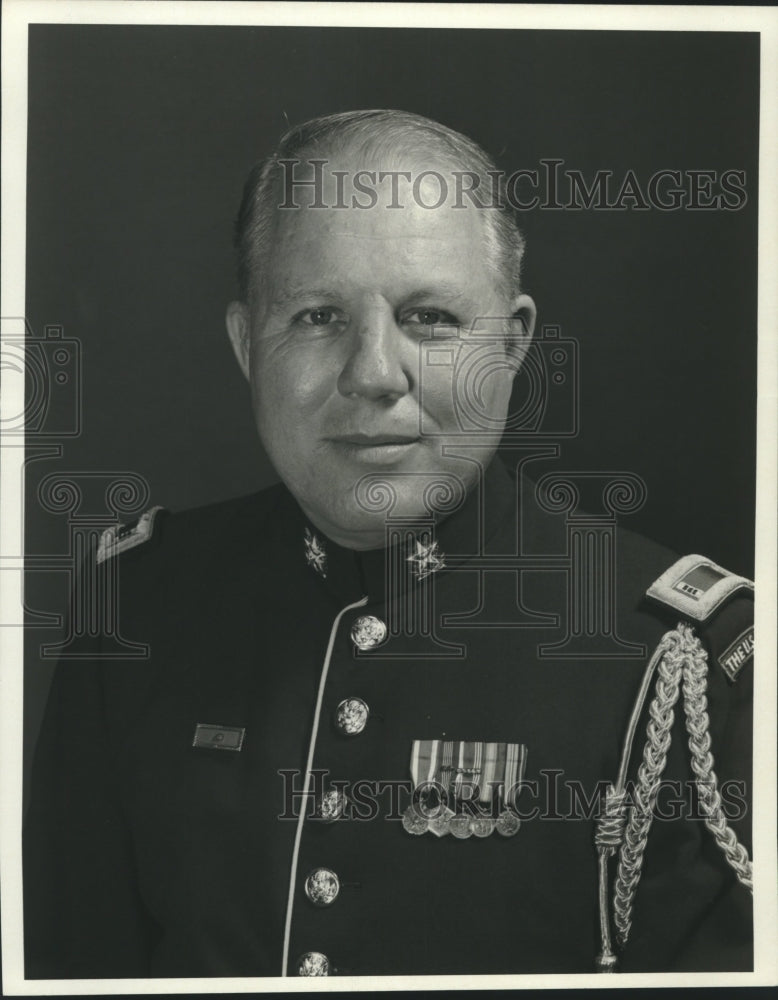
[304,527,328,578]
[407,539,446,581]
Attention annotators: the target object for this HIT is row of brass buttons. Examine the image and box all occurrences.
[297,615,386,975]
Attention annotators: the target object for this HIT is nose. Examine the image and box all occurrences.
[337,306,411,401]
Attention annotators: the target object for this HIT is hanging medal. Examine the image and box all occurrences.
[448,741,474,837]
[468,741,498,837]
[403,739,445,836]
[456,740,487,838]
[448,740,488,838]
[495,742,526,837]
[428,740,455,837]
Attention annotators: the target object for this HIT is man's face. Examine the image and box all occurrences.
[227,153,536,549]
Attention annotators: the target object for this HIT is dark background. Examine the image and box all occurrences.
[22,26,759,798]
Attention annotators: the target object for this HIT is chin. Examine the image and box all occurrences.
[347,475,468,527]
[298,463,479,545]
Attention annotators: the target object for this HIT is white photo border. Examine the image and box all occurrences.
[2,1,776,994]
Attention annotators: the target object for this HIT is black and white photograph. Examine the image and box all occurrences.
[1,1,776,993]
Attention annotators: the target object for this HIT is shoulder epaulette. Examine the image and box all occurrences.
[96,505,166,565]
[646,554,754,683]
[646,553,753,622]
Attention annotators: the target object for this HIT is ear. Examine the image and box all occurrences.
[506,293,536,372]
[226,301,251,381]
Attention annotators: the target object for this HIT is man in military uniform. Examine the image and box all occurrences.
[24,110,753,978]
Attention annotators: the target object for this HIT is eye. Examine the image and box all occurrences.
[404,308,460,328]
[298,307,341,327]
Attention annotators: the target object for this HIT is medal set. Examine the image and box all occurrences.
[401,739,526,839]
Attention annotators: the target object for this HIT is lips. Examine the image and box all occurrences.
[327,432,421,465]
[330,433,420,446]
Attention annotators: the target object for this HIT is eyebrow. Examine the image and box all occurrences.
[402,286,467,305]
[270,288,342,310]
[271,284,469,310]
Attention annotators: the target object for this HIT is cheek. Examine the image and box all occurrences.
[423,347,514,433]
[483,367,514,416]
[418,364,456,429]
[249,352,334,430]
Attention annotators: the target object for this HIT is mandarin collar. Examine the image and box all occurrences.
[291,456,517,607]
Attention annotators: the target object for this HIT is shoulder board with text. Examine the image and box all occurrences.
[647,554,754,682]
[96,505,166,565]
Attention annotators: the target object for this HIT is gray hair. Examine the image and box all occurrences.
[233,109,526,304]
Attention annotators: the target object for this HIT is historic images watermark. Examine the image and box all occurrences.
[278,159,749,212]
[278,768,749,823]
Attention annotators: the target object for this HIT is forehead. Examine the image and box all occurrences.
[265,147,498,300]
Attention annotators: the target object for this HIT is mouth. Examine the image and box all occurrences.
[327,433,421,464]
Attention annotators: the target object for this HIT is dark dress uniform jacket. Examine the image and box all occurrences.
[24,458,753,978]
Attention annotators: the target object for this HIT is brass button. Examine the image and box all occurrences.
[304,867,341,906]
[350,614,387,651]
[296,951,330,976]
[335,697,369,735]
[317,787,347,822]
[335,698,370,736]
